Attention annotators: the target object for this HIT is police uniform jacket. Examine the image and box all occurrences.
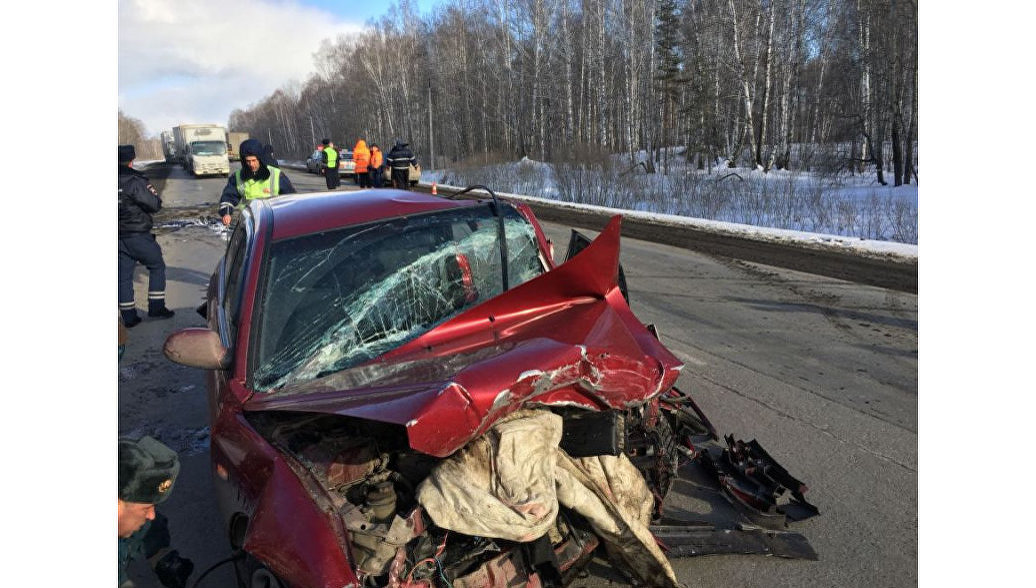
[118,166,161,236]
[217,164,298,217]
[386,143,416,170]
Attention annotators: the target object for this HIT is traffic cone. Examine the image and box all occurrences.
[432,182,438,195]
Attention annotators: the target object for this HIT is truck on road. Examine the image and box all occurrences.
[172,124,230,177]
[160,131,177,163]
[227,131,250,161]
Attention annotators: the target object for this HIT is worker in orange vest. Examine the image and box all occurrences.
[369,143,384,188]
[353,139,371,188]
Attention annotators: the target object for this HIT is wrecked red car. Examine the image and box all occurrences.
[165,187,817,588]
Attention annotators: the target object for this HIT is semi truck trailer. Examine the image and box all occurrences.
[227,132,250,161]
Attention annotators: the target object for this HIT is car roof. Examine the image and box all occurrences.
[260,189,486,241]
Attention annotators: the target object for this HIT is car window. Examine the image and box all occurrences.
[252,204,545,392]
[310,151,321,160]
[221,223,249,341]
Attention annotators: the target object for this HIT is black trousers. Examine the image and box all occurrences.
[325,167,340,190]
[118,233,166,308]
[372,168,384,188]
[357,170,371,188]
[391,168,409,190]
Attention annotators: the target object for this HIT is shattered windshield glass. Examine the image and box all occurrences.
[253,204,546,392]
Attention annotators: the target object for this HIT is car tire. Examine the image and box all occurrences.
[250,567,285,588]
[236,554,287,588]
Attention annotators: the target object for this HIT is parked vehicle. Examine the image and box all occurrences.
[172,124,230,177]
[382,162,421,186]
[305,149,324,174]
[164,188,818,587]
[227,132,250,161]
[339,149,356,179]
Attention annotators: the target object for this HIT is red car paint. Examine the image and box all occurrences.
[245,215,681,457]
[176,188,684,587]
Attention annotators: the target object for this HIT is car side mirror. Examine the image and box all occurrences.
[163,328,231,370]
[564,229,630,304]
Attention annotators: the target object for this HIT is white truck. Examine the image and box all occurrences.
[172,124,231,177]
[160,131,177,163]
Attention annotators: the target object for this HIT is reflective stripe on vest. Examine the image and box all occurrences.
[234,167,281,208]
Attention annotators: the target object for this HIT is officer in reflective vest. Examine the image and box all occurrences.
[219,138,297,226]
[321,138,340,190]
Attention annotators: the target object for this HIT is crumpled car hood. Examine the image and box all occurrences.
[245,216,683,457]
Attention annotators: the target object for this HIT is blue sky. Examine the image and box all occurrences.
[119,0,440,137]
[295,0,438,25]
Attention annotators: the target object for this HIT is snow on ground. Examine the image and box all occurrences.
[176,153,918,260]
[432,180,918,260]
[420,153,918,259]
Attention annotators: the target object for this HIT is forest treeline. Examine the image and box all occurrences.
[198,0,918,186]
[119,110,163,160]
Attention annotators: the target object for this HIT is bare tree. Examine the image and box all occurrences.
[220,0,915,180]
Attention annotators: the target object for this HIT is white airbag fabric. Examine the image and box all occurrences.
[415,410,679,587]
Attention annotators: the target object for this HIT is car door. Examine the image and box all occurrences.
[211,217,252,413]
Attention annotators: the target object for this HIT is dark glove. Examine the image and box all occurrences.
[153,550,194,588]
[141,513,172,558]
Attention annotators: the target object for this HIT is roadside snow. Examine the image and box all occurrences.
[427,180,919,260]
[147,157,916,259]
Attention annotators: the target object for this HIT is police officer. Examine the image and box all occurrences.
[386,139,417,190]
[119,145,175,327]
[219,138,297,226]
[321,138,340,190]
[118,436,194,588]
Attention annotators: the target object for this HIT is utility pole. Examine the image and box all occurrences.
[309,116,316,147]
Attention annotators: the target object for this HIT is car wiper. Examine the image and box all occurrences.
[451,185,509,292]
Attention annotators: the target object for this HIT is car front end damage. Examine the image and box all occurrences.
[212,217,818,587]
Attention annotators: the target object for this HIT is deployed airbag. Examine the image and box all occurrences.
[416,410,679,587]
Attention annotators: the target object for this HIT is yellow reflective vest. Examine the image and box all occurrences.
[234,167,282,208]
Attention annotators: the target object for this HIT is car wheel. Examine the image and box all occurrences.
[236,554,287,588]
[251,567,285,588]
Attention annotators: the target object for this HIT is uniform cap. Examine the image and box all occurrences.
[118,436,180,504]
[118,145,136,163]
[322,138,331,146]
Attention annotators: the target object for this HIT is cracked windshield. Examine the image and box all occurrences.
[255,204,545,392]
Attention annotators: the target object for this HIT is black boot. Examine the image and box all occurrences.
[148,300,175,319]
[121,309,142,328]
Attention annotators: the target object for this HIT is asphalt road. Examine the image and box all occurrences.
[119,162,917,587]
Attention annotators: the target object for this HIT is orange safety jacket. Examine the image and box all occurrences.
[353,140,370,173]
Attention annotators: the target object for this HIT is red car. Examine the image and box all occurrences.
[164,187,816,588]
